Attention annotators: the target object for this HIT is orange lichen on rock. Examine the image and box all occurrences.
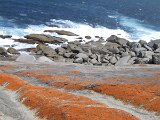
[93,84,160,113]
[69,70,81,74]
[0,73,138,120]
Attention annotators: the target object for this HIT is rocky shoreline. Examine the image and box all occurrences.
[0,30,160,65]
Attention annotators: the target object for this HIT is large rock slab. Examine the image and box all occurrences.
[36,56,54,63]
[107,35,129,45]
[16,53,36,63]
[44,30,78,36]
[24,34,67,44]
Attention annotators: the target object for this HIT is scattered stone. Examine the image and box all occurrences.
[76,53,88,61]
[85,36,91,39]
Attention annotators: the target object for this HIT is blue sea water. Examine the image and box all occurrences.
[0,0,160,42]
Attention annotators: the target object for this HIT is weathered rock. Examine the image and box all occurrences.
[152,54,160,64]
[144,51,154,59]
[36,56,54,63]
[7,48,19,54]
[25,34,67,44]
[89,54,97,59]
[109,56,117,64]
[155,48,160,53]
[76,53,88,61]
[128,57,136,64]
[0,47,7,55]
[16,53,36,63]
[107,35,129,45]
[53,56,66,62]
[133,47,147,56]
[115,55,131,66]
[0,35,12,39]
[36,44,57,57]
[73,58,83,64]
[44,30,78,36]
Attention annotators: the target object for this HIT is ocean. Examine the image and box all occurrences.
[0,0,160,49]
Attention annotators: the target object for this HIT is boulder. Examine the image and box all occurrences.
[105,42,120,53]
[16,53,36,63]
[0,47,7,56]
[44,30,78,36]
[73,58,83,64]
[90,58,98,65]
[138,40,147,46]
[135,58,150,64]
[67,43,83,53]
[36,44,57,57]
[143,44,153,51]
[152,54,160,64]
[107,35,129,45]
[55,47,66,55]
[131,42,141,49]
[7,48,19,54]
[63,52,75,58]
[148,39,160,49]
[115,55,131,66]
[109,56,117,64]
[76,53,89,61]
[25,34,67,44]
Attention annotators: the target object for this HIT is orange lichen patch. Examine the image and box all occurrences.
[93,84,160,113]
[69,70,81,74]
[0,73,137,120]
[0,65,13,71]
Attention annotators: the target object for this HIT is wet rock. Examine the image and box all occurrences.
[152,54,160,64]
[115,55,131,66]
[7,48,19,54]
[25,34,67,44]
[44,30,78,36]
[0,35,12,39]
[107,35,129,45]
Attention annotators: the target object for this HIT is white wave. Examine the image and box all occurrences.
[119,16,160,42]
